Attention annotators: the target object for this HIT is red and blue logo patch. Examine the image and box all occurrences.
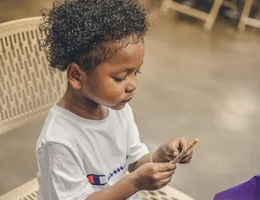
[87,165,125,186]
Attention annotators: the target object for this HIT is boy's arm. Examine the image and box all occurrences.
[128,148,166,172]
[129,137,194,172]
[86,173,137,200]
[87,162,176,200]
[38,141,175,200]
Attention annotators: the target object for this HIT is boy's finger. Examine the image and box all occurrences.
[157,163,176,172]
[173,150,179,157]
[157,170,175,179]
[166,154,175,161]
[186,149,193,156]
[168,141,179,157]
[179,137,189,151]
[180,154,192,163]
[181,149,193,159]
[159,176,173,187]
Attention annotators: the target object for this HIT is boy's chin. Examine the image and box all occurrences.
[109,102,128,110]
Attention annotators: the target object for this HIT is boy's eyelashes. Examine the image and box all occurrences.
[113,70,142,83]
[113,76,127,82]
[135,69,141,75]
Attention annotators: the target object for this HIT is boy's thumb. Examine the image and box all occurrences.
[173,150,179,157]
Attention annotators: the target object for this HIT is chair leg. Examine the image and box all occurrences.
[238,0,254,31]
[204,0,224,31]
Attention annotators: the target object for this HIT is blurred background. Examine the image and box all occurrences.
[0,0,260,200]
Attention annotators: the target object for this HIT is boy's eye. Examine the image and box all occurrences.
[113,76,127,82]
[113,69,141,82]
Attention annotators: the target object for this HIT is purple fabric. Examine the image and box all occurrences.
[214,175,260,200]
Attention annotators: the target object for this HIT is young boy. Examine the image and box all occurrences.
[36,0,193,200]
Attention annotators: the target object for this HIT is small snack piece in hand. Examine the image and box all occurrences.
[170,138,199,164]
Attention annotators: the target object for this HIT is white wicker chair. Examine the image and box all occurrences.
[0,16,66,135]
[0,178,194,200]
[0,17,194,200]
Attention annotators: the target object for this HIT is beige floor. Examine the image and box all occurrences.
[0,1,260,200]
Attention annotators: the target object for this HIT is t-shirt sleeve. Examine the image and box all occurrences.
[37,141,94,200]
[126,105,149,165]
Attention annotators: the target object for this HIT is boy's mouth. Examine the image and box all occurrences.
[121,97,133,104]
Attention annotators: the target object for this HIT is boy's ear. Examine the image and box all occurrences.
[66,63,83,90]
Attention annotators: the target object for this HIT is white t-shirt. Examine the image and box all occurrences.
[36,104,148,200]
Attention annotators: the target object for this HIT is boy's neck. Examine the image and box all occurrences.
[57,88,108,120]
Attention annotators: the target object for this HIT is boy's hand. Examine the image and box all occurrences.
[154,137,193,164]
[132,162,176,190]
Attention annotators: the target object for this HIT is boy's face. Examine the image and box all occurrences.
[76,40,145,110]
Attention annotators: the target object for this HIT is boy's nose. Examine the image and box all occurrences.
[125,77,137,93]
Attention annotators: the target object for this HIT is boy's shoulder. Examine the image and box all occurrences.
[38,105,82,145]
[38,104,134,143]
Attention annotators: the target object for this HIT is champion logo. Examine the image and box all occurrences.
[87,174,107,186]
[87,164,125,186]
[108,165,124,180]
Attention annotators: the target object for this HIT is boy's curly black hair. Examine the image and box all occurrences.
[40,0,150,72]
